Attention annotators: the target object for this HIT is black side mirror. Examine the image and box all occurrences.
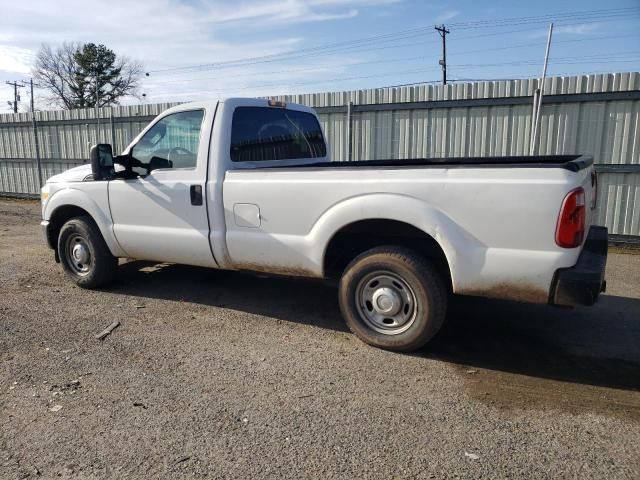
[148,156,173,172]
[89,144,114,181]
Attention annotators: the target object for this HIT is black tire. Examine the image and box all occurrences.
[338,246,447,352]
[57,216,118,289]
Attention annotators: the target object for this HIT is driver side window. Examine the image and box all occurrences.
[131,110,205,174]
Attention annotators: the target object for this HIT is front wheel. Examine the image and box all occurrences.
[338,246,447,352]
[58,216,118,289]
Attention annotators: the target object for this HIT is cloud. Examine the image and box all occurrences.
[555,24,600,35]
[207,0,388,24]
[529,23,600,38]
[0,46,33,74]
[435,10,459,23]
[0,0,404,109]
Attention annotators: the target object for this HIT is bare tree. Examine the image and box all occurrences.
[32,43,77,109]
[33,42,143,109]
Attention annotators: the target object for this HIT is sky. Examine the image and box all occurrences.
[0,0,638,111]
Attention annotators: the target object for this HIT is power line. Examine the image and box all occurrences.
[136,7,640,101]
[146,15,633,79]
[145,16,637,79]
[452,59,640,69]
[143,58,638,101]
[153,36,439,76]
[145,67,445,99]
[144,7,638,76]
[145,52,639,92]
[445,7,639,28]
[453,19,611,41]
[449,33,640,56]
[144,67,636,102]
[143,33,639,87]
[147,28,435,75]
[147,55,435,86]
[449,51,640,68]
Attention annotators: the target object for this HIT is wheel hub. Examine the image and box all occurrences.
[65,234,92,275]
[355,271,418,335]
[372,287,402,315]
[72,243,89,264]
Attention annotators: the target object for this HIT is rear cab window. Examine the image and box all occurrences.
[230,107,326,162]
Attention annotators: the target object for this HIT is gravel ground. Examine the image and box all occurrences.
[1,198,639,479]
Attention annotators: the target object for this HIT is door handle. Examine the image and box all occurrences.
[190,185,203,206]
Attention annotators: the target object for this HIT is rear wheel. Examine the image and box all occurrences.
[338,246,447,352]
[58,216,118,288]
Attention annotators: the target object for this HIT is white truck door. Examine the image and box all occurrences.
[108,109,217,268]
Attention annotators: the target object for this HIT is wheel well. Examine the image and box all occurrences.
[323,219,452,287]
[48,205,92,250]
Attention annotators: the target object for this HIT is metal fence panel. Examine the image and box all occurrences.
[1,73,639,239]
[0,158,82,195]
[596,172,640,237]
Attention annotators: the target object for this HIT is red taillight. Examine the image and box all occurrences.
[556,187,586,248]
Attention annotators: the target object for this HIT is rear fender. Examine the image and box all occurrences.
[310,193,486,292]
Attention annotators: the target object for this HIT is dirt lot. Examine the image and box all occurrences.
[1,198,639,479]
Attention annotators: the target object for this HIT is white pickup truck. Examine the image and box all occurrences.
[40,98,607,351]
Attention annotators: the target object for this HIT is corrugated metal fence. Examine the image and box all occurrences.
[1,72,639,238]
[0,102,179,194]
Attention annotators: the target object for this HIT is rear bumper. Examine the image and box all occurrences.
[549,226,608,307]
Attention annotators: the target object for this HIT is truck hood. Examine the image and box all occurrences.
[46,164,93,183]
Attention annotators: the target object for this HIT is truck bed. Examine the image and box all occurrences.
[223,154,596,303]
[263,155,593,172]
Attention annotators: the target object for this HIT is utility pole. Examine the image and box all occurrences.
[5,80,22,113]
[435,24,450,85]
[29,78,35,112]
[529,23,554,156]
[95,73,101,144]
[18,78,36,112]
[18,79,43,187]
[31,78,43,187]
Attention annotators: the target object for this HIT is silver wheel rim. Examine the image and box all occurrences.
[355,270,417,335]
[65,233,92,276]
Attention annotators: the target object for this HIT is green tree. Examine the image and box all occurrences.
[34,42,142,109]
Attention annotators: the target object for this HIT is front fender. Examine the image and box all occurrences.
[308,193,486,293]
[44,183,127,257]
